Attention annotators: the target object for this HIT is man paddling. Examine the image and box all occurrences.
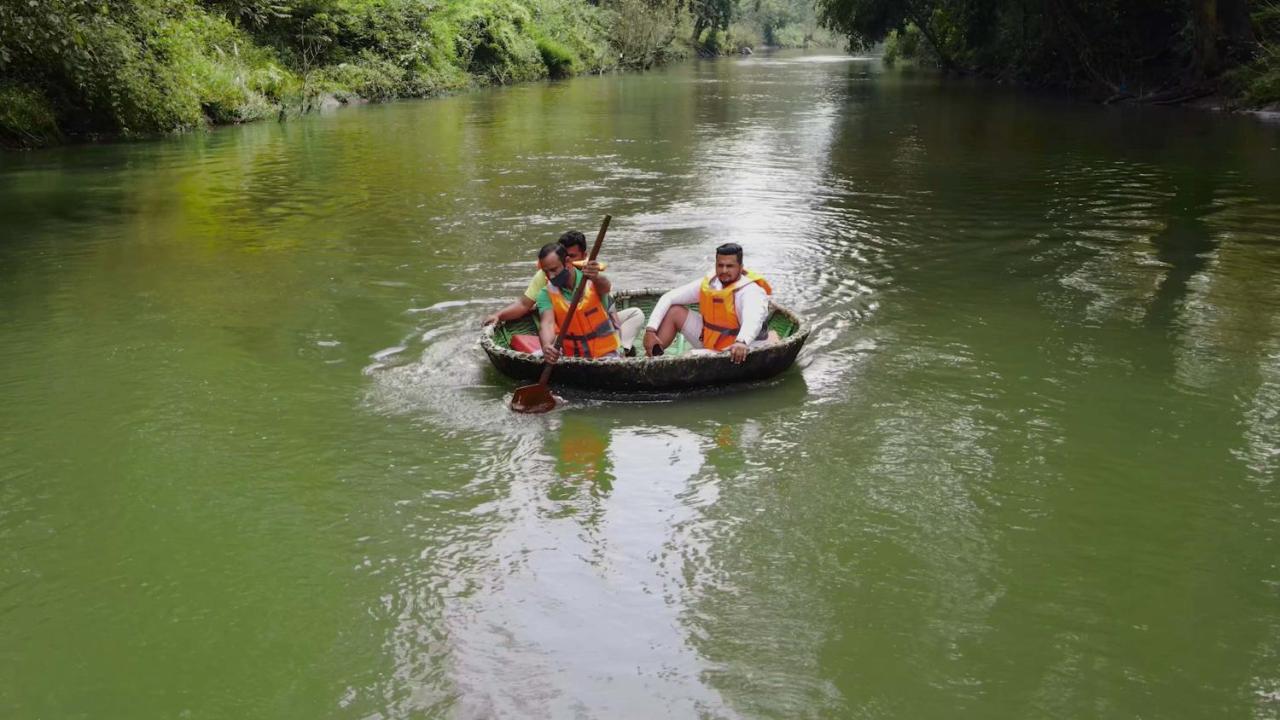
[535,243,621,363]
[483,230,643,354]
[644,243,775,364]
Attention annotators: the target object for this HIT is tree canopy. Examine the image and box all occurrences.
[818,0,1275,103]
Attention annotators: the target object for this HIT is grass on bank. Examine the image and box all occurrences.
[0,0,682,148]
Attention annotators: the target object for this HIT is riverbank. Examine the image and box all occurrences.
[0,0,692,149]
[0,0,849,149]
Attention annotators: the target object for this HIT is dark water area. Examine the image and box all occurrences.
[2,53,1280,719]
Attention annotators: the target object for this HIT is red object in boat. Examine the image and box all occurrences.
[509,334,542,354]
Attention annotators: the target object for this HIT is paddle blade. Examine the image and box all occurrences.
[511,383,557,413]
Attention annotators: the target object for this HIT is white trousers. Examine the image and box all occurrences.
[614,306,645,350]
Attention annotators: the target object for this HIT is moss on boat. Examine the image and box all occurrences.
[480,290,809,391]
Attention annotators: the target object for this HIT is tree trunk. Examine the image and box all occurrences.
[1190,0,1222,78]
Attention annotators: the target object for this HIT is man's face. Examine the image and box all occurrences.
[715,253,742,286]
[541,251,566,280]
[564,245,585,263]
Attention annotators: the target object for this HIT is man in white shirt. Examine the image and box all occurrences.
[643,243,775,364]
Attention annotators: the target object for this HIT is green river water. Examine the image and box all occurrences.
[2,53,1280,719]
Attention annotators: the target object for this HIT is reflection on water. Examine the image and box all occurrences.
[439,425,727,718]
[2,52,1280,720]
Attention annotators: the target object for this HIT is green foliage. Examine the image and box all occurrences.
[727,23,762,51]
[204,0,292,27]
[534,0,615,72]
[689,0,735,46]
[818,0,1262,99]
[0,83,60,148]
[602,0,687,68]
[0,0,200,135]
[881,22,922,66]
[769,23,813,48]
[312,50,406,100]
[172,13,296,123]
[1225,1,1280,106]
[739,0,796,45]
[537,37,579,77]
[0,0,299,137]
[446,0,545,83]
[700,28,727,53]
[0,0,683,144]
[730,0,836,49]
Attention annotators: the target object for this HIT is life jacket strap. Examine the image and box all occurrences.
[702,321,768,340]
[563,319,617,342]
[701,320,739,336]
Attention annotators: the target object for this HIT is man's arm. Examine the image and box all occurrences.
[538,307,561,363]
[645,279,702,331]
[582,261,611,296]
[484,296,535,326]
[483,270,544,326]
[734,284,769,343]
[727,284,768,364]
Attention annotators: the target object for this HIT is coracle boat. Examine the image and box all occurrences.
[480,289,810,392]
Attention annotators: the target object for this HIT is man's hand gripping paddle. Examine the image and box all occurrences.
[510,214,611,413]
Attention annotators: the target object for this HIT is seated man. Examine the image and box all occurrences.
[536,243,621,363]
[644,242,776,364]
[483,230,643,355]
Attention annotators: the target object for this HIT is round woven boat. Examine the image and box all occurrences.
[480,289,810,392]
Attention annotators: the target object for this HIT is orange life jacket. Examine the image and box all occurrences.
[546,274,620,358]
[698,270,772,351]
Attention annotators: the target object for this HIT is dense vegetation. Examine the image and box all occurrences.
[0,0,622,146]
[819,0,1280,106]
[0,0,834,147]
[723,0,839,53]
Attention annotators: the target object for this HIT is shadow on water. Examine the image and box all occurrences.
[1141,162,1225,327]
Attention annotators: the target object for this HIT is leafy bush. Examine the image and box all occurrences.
[700,29,727,54]
[0,0,199,134]
[882,23,925,66]
[1225,1,1280,106]
[537,37,579,77]
[603,0,686,69]
[0,0,304,137]
[171,13,293,123]
[771,23,807,48]
[446,0,546,83]
[727,23,762,52]
[0,0,634,143]
[0,83,60,148]
[533,0,614,72]
[313,50,404,99]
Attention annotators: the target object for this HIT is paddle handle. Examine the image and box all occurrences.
[542,214,610,384]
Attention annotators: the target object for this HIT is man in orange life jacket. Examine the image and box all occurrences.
[482,230,643,354]
[536,243,622,363]
[643,242,775,364]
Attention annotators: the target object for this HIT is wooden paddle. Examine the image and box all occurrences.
[511,214,612,413]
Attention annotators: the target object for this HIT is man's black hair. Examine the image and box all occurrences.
[539,242,567,261]
[716,242,743,263]
[558,230,587,253]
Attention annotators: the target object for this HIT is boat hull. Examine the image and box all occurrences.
[480,291,810,392]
